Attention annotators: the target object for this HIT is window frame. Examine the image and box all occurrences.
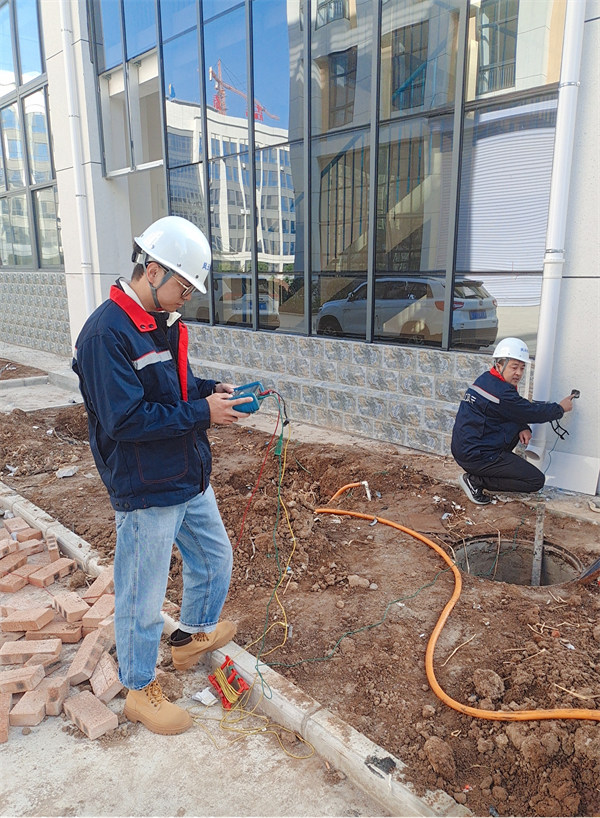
[0,0,61,270]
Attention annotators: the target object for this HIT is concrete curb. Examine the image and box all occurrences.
[0,375,50,391]
[0,481,469,817]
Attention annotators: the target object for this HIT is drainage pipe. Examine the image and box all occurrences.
[525,0,586,465]
[59,0,95,317]
[316,483,600,723]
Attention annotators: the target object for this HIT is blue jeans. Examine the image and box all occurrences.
[113,486,233,690]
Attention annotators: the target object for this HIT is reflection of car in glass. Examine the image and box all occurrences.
[222,291,280,329]
[316,276,498,347]
[180,277,280,329]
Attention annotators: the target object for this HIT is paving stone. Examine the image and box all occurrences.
[1,607,54,633]
[25,619,82,643]
[0,691,12,742]
[81,594,114,630]
[0,638,61,665]
[51,591,90,623]
[0,552,28,578]
[28,558,75,587]
[0,574,28,593]
[9,687,46,726]
[0,664,45,693]
[81,567,114,602]
[90,651,123,703]
[15,528,43,543]
[66,630,107,685]
[63,691,118,740]
[2,518,29,535]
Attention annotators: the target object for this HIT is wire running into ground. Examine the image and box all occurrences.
[315,482,600,724]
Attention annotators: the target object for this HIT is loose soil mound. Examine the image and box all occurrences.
[1,401,599,817]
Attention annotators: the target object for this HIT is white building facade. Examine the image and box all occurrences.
[0,0,598,494]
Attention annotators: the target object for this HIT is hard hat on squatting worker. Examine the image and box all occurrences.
[132,216,211,309]
[492,337,530,376]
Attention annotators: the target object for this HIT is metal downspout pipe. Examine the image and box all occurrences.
[525,0,586,465]
[59,0,95,317]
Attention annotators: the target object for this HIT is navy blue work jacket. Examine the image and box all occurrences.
[72,281,217,511]
[451,369,564,464]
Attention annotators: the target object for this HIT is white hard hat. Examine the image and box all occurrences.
[134,216,210,294]
[492,337,530,363]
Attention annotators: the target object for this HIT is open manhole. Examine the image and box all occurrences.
[454,537,583,586]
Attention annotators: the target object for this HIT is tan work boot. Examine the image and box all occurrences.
[170,621,237,671]
[124,680,192,735]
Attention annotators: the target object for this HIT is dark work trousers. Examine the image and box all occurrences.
[454,434,545,494]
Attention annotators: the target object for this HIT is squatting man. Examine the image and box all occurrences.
[451,336,575,506]
[73,216,253,735]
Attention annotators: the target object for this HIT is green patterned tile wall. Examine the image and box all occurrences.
[0,272,71,357]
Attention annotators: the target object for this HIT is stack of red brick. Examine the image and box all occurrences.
[0,515,121,741]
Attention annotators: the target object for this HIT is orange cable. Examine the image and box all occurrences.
[316,483,600,723]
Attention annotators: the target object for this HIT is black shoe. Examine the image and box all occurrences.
[459,473,491,505]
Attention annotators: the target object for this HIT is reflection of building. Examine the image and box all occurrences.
[0,0,598,495]
[166,100,294,273]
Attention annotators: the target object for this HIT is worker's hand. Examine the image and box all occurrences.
[519,429,532,445]
[214,382,235,395]
[559,394,575,413]
[206,392,252,425]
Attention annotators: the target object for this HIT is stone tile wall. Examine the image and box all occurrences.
[188,324,492,456]
[0,272,71,357]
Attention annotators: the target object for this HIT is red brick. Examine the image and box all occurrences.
[51,592,90,623]
[9,687,46,726]
[98,615,115,644]
[26,620,82,644]
[2,517,29,535]
[0,552,28,578]
[90,651,123,703]
[0,632,22,648]
[28,558,75,587]
[0,574,27,593]
[47,541,60,562]
[17,539,45,556]
[15,527,42,543]
[36,675,69,716]
[0,664,45,693]
[82,594,115,630]
[11,563,42,580]
[0,691,12,743]
[66,630,107,685]
[1,607,54,633]
[0,638,61,665]
[0,540,19,558]
[81,567,114,602]
[24,655,62,674]
[63,690,118,739]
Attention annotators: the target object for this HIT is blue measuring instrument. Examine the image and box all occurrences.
[229,381,266,413]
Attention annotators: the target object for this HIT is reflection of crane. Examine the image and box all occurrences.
[209,60,279,121]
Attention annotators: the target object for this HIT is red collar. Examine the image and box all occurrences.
[110,286,157,332]
[489,367,505,382]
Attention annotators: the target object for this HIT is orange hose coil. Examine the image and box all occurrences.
[316,483,599,723]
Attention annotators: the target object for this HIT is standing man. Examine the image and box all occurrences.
[451,337,575,505]
[73,216,251,735]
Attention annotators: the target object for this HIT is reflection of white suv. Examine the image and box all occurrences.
[316,276,498,347]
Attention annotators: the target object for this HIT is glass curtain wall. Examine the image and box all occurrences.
[0,0,62,269]
[89,0,567,353]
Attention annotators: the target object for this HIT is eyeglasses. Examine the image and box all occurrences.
[158,264,195,297]
[171,276,196,298]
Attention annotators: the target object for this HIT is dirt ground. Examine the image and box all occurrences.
[1,358,600,818]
